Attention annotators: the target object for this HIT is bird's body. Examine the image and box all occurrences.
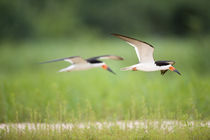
[121,63,171,72]
[112,34,181,75]
[59,62,104,72]
[41,55,123,74]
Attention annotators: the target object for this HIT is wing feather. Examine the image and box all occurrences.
[112,33,154,63]
[65,56,87,64]
[40,56,87,64]
[86,55,124,61]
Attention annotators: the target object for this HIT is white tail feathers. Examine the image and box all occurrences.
[120,66,134,71]
[58,69,66,72]
[58,67,70,72]
[58,65,74,72]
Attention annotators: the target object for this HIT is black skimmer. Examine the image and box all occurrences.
[112,34,181,75]
[40,55,124,74]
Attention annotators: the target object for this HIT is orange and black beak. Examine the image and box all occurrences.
[169,66,181,75]
[102,65,116,75]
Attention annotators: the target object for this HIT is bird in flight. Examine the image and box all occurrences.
[112,34,181,75]
[40,55,124,74]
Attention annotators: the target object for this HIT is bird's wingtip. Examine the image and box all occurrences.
[115,56,124,60]
[39,61,50,64]
[111,33,120,37]
[119,57,124,60]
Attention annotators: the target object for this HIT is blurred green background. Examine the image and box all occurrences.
[1,0,210,39]
[0,0,210,122]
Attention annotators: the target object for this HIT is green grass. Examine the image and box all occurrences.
[0,37,210,138]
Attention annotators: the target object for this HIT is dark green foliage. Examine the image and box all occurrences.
[0,0,210,40]
[0,1,32,40]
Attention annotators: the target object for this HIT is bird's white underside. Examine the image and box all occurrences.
[121,63,171,72]
[59,63,105,72]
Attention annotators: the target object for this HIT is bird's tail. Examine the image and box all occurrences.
[58,67,70,72]
[120,66,134,71]
[58,68,67,72]
[58,65,74,72]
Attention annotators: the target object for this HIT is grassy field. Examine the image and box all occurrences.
[0,36,210,139]
[0,121,209,140]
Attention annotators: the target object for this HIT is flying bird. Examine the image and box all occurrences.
[40,55,124,74]
[112,34,181,75]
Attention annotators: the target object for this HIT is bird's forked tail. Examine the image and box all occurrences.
[58,67,71,72]
[120,66,135,71]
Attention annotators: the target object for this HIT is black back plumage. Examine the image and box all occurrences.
[155,61,175,75]
[155,61,175,66]
[86,55,123,64]
[86,59,103,64]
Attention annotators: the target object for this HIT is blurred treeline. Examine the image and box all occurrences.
[0,0,210,40]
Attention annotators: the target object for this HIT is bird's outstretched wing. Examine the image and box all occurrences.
[112,33,154,63]
[87,55,124,61]
[40,56,87,64]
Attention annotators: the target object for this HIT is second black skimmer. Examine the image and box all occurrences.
[40,55,124,74]
[112,34,181,75]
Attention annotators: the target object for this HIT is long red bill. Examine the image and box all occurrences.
[169,66,181,75]
[102,65,116,75]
